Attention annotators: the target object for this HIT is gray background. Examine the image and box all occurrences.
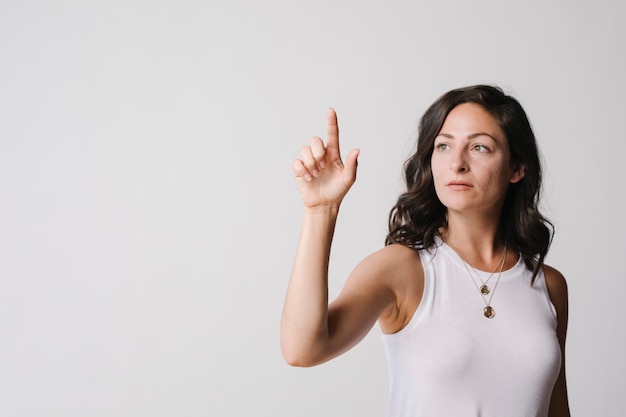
[1,0,624,416]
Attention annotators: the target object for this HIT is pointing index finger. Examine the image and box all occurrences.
[326,107,341,160]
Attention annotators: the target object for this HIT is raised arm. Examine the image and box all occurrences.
[280,109,397,367]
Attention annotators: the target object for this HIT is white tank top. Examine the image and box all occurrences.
[381,241,561,417]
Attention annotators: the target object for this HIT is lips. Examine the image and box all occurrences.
[447,180,472,190]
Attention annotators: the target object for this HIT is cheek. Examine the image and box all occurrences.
[430,159,449,201]
[430,156,445,182]
[430,163,446,193]
[484,166,513,194]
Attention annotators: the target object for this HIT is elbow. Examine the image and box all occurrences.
[280,339,322,368]
[283,354,315,368]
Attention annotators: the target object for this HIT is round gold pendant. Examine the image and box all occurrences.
[483,305,495,319]
[480,285,490,295]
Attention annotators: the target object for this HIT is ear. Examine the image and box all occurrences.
[509,163,525,184]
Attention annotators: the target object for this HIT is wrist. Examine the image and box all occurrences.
[303,203,341,217]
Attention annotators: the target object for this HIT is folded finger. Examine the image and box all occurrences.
[292,159,312,182]
[300,145,319,177]
[310,136,327,168]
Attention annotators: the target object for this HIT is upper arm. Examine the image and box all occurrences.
[544,265,571,417]
[320,245,421,364]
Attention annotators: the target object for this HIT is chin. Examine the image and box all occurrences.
[437,196,479,213]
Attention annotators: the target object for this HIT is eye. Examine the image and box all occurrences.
[435,143,450,151]
[472,144,490,152]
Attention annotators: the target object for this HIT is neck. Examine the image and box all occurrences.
[441,212,506,271]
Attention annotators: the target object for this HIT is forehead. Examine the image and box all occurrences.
[439,103,504,140]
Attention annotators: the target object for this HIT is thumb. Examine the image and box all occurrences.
[344,148,360,180]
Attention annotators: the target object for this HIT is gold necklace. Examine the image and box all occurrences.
[447,241,507,319]
[469,245,507,296]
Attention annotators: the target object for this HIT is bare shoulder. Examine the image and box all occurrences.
[542,264,569,329]
[543,264,568,305]
[364,242,422,265]
[353,243,423,284]
[543,265,571,415]
[354,244,424,334]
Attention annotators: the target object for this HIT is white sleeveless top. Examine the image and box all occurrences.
[381,242,561,417]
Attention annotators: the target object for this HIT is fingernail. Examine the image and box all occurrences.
[304,173,312,181]
[312,169,319,177]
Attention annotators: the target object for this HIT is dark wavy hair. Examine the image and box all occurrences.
[386,85,553,282]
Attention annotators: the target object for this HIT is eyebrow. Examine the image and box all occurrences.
[436,132,498,141]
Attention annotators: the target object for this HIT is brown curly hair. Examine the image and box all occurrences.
[386,85,553,282]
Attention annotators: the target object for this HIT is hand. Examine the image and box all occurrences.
[292,108,360,209]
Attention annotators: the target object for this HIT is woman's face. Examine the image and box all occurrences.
[431,103,524,217]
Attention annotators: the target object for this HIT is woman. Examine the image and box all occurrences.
[281,85,570,417]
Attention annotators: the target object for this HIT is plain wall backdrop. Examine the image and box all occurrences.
[1,0,624,416]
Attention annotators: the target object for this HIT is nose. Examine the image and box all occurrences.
[450,149,469,173]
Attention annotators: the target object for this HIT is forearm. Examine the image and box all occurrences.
[280,205,339,366]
